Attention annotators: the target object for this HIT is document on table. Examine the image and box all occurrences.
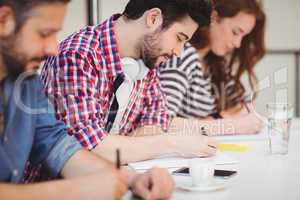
[128,151,238,172]
[128,129,269,172]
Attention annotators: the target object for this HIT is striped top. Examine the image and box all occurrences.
[160,43,241,119]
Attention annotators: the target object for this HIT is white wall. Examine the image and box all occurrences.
[250,55,296,116]
[37,0,87,73]
[252,0,300,116]
[264,0,300,50]
[99,0,129,21]
[58,0,87,41]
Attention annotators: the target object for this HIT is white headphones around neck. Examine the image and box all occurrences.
[120,57,149,81]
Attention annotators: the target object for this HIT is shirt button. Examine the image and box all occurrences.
[12,170,18,177]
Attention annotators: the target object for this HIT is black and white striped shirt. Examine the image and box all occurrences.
[160,43,241,119]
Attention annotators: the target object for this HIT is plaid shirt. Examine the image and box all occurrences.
[41,15,170,150]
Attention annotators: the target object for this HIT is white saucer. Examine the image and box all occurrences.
[174,176,235,192]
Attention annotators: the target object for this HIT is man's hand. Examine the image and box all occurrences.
[130,167,175,200]
[74,167,129,200]
[169,134,218,157]
[169,118,218,157]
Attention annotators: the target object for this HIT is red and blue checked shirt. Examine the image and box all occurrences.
[41,15,170,150]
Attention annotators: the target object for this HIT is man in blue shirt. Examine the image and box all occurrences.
[0,0,174,199]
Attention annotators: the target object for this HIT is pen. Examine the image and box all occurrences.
[201,127,217,149]
[116,148,121,169]
[200,127,207,136]
[242,100,251,113]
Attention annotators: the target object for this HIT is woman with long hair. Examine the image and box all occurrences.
[160,0,266,135]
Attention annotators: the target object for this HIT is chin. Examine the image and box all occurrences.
[153,61,161,68]
[155,58,168,68]
[213,49,227,57]
[26,64,40,72]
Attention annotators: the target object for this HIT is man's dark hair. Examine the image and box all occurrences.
[123,0,213,29]
[0,0,71,31]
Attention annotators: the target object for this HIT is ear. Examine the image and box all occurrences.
[0,6,16,37]
[145,8,163,30]
[211,10,220,24]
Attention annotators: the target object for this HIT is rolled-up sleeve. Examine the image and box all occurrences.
[44,134,81,177]
[30,78,82,177]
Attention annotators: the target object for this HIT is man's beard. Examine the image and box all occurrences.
[141,29,170,69]
[0,34,26,79]
[0,34,47,80]
[2,50,28,79]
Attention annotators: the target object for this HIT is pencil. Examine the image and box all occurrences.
[242,100,251,113]
[116,148,121,169]
[200,127,208,136]
[201,127,217,149]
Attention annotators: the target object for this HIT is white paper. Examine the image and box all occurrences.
[128,152,238,171]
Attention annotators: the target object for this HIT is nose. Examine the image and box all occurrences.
[44,36,59,56]
[172,43,184,57]
[233,36,242,49]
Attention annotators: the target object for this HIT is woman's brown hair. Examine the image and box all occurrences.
[190,0,266,111]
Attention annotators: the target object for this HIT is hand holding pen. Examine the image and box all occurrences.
[201,127,218,150]
[242,99,251,114]
[116,149,175,200]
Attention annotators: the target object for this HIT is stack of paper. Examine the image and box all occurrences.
[128,152,238,172]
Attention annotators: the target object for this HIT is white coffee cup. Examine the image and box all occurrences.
[189,158,215,186]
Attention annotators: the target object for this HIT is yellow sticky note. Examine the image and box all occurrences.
[217,143,250,152]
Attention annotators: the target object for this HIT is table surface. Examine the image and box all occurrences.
[124,119,300,200]
[172,118,300,200]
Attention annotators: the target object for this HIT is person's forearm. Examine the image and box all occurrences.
[221,100,256,118]
[171,117,238,136]
[222,104,243,115]
[92,134,175,164]
[61,149,139,189]
[0,179,88,200]
[131,125,165,136]
[60,149,113,178]
[198,118,240,136]
[91,121,219,163]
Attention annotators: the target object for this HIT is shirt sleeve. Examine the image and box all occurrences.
[160,57,189,118]
[160,48,218,119]
[223,67,245,108]
[138,71,171,132]
[41,50,108,150]
[30,77,82,177]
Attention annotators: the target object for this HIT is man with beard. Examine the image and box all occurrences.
[0,0,175,199]
[41,0,218,164]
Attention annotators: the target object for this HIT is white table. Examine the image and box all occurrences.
[172,119,300,200]
[124,119,300,200]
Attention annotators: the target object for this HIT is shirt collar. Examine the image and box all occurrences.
[98,14,159,82]
[99,14,123,76]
